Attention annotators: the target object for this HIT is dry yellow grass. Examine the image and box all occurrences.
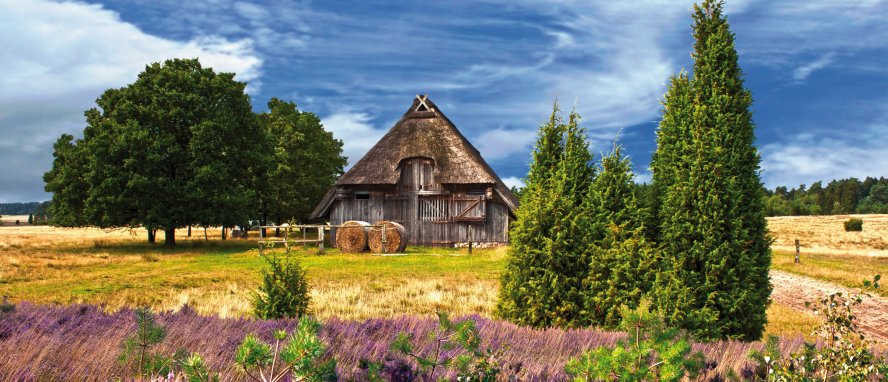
[5,218,883,339]
[767,214,888,257]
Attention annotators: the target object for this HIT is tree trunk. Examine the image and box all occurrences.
[164,228,176,246]
[261,213,267,238]
[187,226,191,237]
[222,226,227,240]
[204,227,208,242]
[147,227,156,244]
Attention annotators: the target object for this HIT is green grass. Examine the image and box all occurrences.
[1,239,505,318]
[772,250,888,297]
[7,229,882,338]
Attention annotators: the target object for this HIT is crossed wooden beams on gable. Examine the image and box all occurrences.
[415,94,431,112]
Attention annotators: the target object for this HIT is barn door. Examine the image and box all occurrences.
[452,196,486,222]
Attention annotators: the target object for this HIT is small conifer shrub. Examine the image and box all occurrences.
[235,316,336,382]
[253,253,311,319]
[844,217,863,232]
[565,300,704,382]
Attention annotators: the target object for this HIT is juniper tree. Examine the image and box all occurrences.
[583,145,657,327]
[498,104,598,328]
[651,0,771,341]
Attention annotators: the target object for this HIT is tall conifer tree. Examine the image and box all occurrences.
[652,0,771,340]
[584,145,657,327]
[497,105,596,328]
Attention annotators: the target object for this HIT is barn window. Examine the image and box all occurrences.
[419,196,450,221]
[467,187,486,196]
[354,191,370,200]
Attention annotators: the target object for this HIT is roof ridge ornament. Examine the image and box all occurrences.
[414,94,431,112]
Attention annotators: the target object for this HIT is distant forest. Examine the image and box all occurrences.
[6,176,887,218]
[762,177,888,216]
[0,201,48,215]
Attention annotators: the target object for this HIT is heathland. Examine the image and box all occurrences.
[2,215,886,332]
[2,216,887,380]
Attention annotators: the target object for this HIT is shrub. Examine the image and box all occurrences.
[386,311,503,382]
[844,217,863,232]
[253,253,311,319]
[564,300,704,382]
[118,307,218,381]
[235,316,336,382]
[741,275,886,381]
[0,295,14,314]
[119,308,168,376]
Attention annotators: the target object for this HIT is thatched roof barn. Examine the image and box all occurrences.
[311,95,518,247]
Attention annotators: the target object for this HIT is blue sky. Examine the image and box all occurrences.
[1,0,886,202]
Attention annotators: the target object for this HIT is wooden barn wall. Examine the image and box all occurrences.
[327,164,512,247]
[329,188,510,247]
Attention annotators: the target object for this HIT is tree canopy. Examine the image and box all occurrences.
[651,0,771,341]
[256,98,346,225]
[46,59,263,245]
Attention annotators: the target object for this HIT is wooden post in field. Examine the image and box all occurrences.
[381,224,387,254]
[468,224,474,254]
[794,239,800,263]
[318,226,325,255]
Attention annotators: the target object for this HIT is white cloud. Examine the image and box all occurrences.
[792,52,836,81]
[473,128,537,161]
[0,0,262,202]
[321,111,387,168]
[501,177,526,190]
[760,105,888,187]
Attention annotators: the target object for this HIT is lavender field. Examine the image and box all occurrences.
[0,303,806,381]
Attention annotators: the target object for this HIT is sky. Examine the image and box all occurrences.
[1,0,886,203]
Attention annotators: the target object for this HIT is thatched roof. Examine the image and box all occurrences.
[311,95,518,218]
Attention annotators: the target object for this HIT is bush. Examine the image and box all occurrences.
[253,253,311,319]
[383,311,503,382]
[844,217,863,232]
[235,316,336,382]
[119,307,218,381]
[565,300,704,382]
[740,275,886,381]
[0,295,14,314]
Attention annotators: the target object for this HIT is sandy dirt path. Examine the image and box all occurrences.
[770,270,888,343]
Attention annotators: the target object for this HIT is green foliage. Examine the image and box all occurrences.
[843,218,863,232]
[565,300,704,382]
[235,316,336,382]
[741,275,887,381]
[43,58,265,245]
[390,312,502,382]
[651,0,771,341]
[119,308,168,377]
[253,253,311,319]
[255,98,346,225]
[497,104,599,328]
[584,145,658,327]
[0,295,14,315]
[179,353,220,382]
[763,177,888,216]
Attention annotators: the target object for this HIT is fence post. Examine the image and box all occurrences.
[381,225,386,254]
[468,224,474,255]
[794,239,800,263]
[318,226,325,255]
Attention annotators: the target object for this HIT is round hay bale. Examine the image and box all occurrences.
[368,221,407,253]
[336,221,370,253]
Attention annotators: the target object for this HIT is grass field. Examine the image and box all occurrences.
[772,249,888,297]
[768,214,888,257]
[0,224,833,340]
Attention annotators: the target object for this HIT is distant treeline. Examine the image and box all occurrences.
[0,201,48,215]
[762,177,888,216]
